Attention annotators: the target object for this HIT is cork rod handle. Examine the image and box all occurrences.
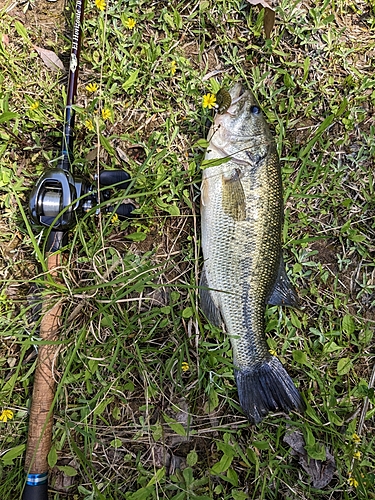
[23,254,62,500]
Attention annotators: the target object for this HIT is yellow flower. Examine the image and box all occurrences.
[0,409,14,422]
[170,60,177,76]
[352,433,361,444]
[124,18,136,29]
[348,476,358,488]
[29,101,39,111]
[202,93,216,109]
[86,82,98,93]
[101,108,111,121]
[181,362,189,372]
[353,451,361,460]
[269,349,277,356]
[85,119,94,131]
[111,213,119,224]
[95,0,106,11]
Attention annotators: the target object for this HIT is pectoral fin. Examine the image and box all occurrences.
[201,177,209,207]
[199,266,222,326]
[222,168,246,221]
[267,258,299,308]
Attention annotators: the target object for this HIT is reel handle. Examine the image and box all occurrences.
[99,170,135,219]
[99,170,131,190]
[110,203,136,219]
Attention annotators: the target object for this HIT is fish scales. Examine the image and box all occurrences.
[202,146,281,362]
[200,83,304,423]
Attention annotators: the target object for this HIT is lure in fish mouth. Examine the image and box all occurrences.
[200,82,305,424]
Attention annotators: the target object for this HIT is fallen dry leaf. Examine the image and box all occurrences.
[247,0,278,38]
[2,34,9,46]
[165,398,191,447]
[284,429,336,489]
[264,8,276,39]
[247,0,278,11]
[33,45,65,72]
[85,147,99,162]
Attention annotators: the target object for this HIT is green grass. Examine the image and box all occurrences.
[1,0,375,498]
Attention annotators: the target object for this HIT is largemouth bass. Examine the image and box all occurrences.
[200,83,304,423]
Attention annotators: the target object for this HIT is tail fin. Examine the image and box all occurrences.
[234,356,304,424]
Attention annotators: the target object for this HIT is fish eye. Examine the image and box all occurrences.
[250,105,260,114]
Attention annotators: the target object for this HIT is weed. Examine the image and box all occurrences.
[1,0,375,498]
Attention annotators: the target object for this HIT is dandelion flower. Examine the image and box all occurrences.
[348,475,358,488]
[85,119,94,132]
[101,108,111,121]
[181,362,190,372]
[352,433,361,444]
[0,409,14,422]
[124,18,136,29]
[95,0,106,11]
[86,82,98,93]
[170,60,177,76]
[29,101,39,111]
[202,93,216,109]
[353,451,361,460]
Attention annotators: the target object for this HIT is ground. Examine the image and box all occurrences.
[0,0,375,499]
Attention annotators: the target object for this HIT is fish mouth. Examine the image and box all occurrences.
[229,83,247,106]
[214,83,257,121]
[224,83,255,116]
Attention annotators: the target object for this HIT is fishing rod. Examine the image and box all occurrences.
[24,0,134,497]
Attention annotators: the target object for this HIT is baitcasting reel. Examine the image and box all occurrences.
[29,167,134,229]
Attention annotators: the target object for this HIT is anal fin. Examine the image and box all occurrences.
[267,257,299,308]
